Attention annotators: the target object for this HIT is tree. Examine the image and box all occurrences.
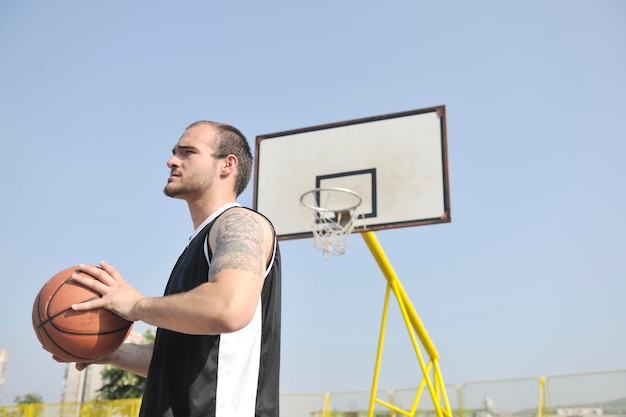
[96,328,155,400]
[14,393,43,404]
[14,392,44,417]
[96,366,145,400]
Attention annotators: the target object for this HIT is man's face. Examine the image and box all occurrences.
[164,125,219,199]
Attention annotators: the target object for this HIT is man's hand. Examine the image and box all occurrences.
[70,261,146,322]
[51,353,111,371]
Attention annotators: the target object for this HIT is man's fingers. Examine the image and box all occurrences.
[53,354,96,370]
[75,363,89,371]
[97,260,122,280]
[70,271,109,295]
[75,264,114,285]
[71,297,106,311]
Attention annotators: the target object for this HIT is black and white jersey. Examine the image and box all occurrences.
[140,203,281,417]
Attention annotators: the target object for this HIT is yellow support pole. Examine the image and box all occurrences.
[322,392,331,417]
[434,361,454,416]
[360,232,439,359]
[537,377,545,417]
[361,231,453,417]
[368,283,392,416]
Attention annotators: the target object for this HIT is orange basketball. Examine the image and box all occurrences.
[32,265,133,362]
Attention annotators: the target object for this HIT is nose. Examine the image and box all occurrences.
[167,154,179,169]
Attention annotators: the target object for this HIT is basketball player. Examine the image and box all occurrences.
[63,121,281,417]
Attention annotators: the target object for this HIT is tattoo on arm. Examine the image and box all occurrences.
[209,211,266,279]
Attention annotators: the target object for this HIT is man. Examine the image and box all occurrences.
[66,121,281,417]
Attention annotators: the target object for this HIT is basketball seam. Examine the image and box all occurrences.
[36,324,105,361]
[48,319,131,336]
[36,322,131,361]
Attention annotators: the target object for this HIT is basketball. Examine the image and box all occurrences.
[32,265,133,363]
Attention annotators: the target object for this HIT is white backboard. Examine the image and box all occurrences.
[254,105,451,240]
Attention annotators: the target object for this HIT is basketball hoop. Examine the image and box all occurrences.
[300,187,362,258]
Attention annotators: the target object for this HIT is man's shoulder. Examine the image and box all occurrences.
[218,206,274,229]
[208,206,277,267]
[211,206,275,243]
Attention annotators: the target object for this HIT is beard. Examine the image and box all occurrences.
[163,173,214,198]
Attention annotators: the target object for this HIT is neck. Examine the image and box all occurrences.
[185,193,237,230]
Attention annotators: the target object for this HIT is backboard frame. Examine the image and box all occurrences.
[253,105,451,241]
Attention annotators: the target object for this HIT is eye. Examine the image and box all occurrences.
[179,148,195,156]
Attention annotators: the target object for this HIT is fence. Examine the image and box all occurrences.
[1,370,624,417]
[0,399,141,417]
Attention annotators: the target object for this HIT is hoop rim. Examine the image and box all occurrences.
[299,187,362,213]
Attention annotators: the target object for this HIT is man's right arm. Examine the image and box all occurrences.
[75,342,154,378]
[110,342,153,378]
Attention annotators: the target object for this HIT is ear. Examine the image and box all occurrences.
[220,154,238,175]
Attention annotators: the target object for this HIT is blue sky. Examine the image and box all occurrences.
[1,0,625,405]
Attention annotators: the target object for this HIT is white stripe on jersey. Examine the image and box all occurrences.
[215,300,262,417]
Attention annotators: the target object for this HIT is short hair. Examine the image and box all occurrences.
[186,120,253,196]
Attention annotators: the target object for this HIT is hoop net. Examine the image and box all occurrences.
[300,187,362,258]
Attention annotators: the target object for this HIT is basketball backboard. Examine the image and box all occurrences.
[253,105,450,240]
